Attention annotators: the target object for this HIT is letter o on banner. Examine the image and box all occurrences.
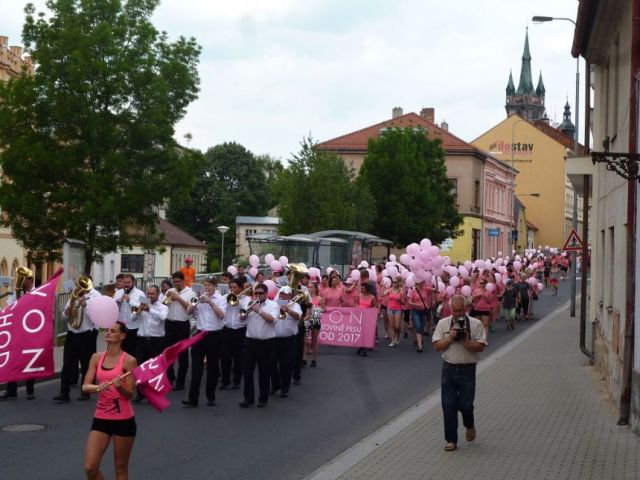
[0,330,10,349]
[22,309,46,334]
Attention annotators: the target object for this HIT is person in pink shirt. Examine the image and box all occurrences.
[342,278,359,307]
[318,274,330,299]
[83,321,137,480]
[324,276,345,308]
[357,283,378,356]
[386,277,406,347]
[407,280,432,352]
[470,279,493,335]
[305,282,325,367]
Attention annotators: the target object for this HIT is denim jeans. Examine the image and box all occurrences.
[441,361,477,443]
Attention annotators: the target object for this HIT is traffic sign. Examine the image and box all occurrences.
[563,229,584,251]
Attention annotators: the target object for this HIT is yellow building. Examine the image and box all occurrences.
[473,114,583,249]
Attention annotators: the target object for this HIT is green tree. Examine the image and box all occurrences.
[256,153,284,210]
[0,0,201,274]
[167,142,273,268]
[275,136,375,235]
[358,127,462,245]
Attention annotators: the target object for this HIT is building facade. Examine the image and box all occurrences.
[317,108,515,263]
[235,216,280,259]
[571,0,640,432]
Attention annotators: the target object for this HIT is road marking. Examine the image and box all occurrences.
[304,300,571,480]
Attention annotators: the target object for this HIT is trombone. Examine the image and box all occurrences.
[278,292,308,320]
[239,299,261,318]
[227,287,252,306]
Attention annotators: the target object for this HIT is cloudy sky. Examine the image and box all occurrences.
[3,0,582,160]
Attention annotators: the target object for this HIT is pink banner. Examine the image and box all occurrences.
[0,269,63,383]
[317,307,377,348]
[132,331,206,412]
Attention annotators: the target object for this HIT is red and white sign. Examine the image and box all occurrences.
[317,308,377,349]
[563,229,584,251]
[0,269,63,383]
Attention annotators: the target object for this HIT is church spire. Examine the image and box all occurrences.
[516,28,534,95]
[506,70,516,95]
[559,98,576,139]
[536,71,546,96]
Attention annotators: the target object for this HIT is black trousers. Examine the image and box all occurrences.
[164,320,191,388]
[291,326,306,382]
[60,330,97,397]
[5,380,35,396]
[122,328,138,357]
[136,336,165,365]
[270,336,295,393]
[220,326,246,386]
[242,338,274,404]
[188,330,222,403]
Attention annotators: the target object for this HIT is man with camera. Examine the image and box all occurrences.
[432,295,487,452]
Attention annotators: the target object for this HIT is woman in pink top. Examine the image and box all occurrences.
[83,321,137,480]
[386,277,406,347]
[342,278,359,307]
[470,279,493,335]
[356,283,378,357]
[305,282,325,366]
[324,276,345,307]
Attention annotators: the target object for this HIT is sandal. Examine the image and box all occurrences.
[444,442,457,451]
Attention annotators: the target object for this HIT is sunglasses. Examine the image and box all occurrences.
[254,290,267,295]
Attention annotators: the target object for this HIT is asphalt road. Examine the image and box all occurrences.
[0,280,573,480]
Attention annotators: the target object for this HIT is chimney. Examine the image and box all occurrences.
[420,107,435,123]
[440,120,449,131]
[392,106,403,119]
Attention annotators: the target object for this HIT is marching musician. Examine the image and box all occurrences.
[182,277,224,407]
[54,276,101,403]
[270,286,301,398]
[0,271,36,401]
[220,279,250,390]
[163,271,196,391]
[133,285,168,402]
[239,283,279,408]
[114,273,146,356]
[159,279,172,304]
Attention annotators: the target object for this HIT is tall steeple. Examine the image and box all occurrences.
[516,28,534,94]
[506,70,516,95]
[505,29,546,120]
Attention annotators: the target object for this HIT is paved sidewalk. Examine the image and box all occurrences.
[307,304,640,480]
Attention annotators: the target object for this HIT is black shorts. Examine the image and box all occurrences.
[91,417,137,437]
[469,310,490,318]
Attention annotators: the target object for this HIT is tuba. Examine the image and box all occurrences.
[67,276,93,329]
[287,263,310,304]
[0,266,33,299]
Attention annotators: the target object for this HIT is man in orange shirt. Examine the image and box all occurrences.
[181,257,196,287]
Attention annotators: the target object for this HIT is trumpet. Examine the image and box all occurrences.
[278,292,308,320]
[227,287,252,306]
[162,289,175,305]
[131,303,147,314]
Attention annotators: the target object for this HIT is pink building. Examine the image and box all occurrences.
[482,156,516,258]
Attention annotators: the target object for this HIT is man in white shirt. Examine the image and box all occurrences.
[53,276,101,403]
[163,271,196,391]
[220,279,249,390]
[114,273,146,356]
[270,287,302,398]
[0,273,36,400]
[182,277,224,407]
[432,295,487,452]
[239,283,279,408]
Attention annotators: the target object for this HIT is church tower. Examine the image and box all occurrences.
[559,99,576,140]
[505,28,546,120]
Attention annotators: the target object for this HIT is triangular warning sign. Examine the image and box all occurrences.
[563,229,584,251]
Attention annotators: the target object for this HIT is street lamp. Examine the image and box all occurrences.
[217,225,229,272]
[532,15,579,317]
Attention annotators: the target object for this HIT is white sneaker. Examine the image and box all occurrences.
[388,342,395,347]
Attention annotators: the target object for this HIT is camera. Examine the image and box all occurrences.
[452,316,469,342]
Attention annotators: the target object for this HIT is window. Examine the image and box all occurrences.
[448,178,458,200]
[474,180,481,209]
[245,229,257,238]
[121,254,144,273]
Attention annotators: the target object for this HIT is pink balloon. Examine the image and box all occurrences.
[407,243,420,256]
[382,277,392,288]
[264,280,278,299]
[464,261,473,270]
[485,283,496,292]
[513,261,522,271]
[350,269,361,281]
[446,285,455,296]
[437,282,446,293]
[249,255,260,268]
[494,273,502,283]
[87,295,119,329]
[389,254,397,262]
[461,285,472,297]
[264,253,275,264]
[360,261,369,268]
[419,238,432,250]
[449,276,460,287]
[278,256,289,266]
[405,275,415,288]
[428,246,440,257]
[269,260,282,272]
[227,265,238,276]
[399,254,410,266]
[249,267,259,277]
[326,267,334,275]
[458,266,469,279]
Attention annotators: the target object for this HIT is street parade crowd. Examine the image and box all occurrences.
[0,242,576,476]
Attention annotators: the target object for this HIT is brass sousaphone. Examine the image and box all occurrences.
[0,266,33,299]
[67,276,93,329]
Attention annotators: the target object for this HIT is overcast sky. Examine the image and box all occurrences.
[3,0,582,160]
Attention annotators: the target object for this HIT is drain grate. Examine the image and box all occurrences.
[2,424,48,433]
